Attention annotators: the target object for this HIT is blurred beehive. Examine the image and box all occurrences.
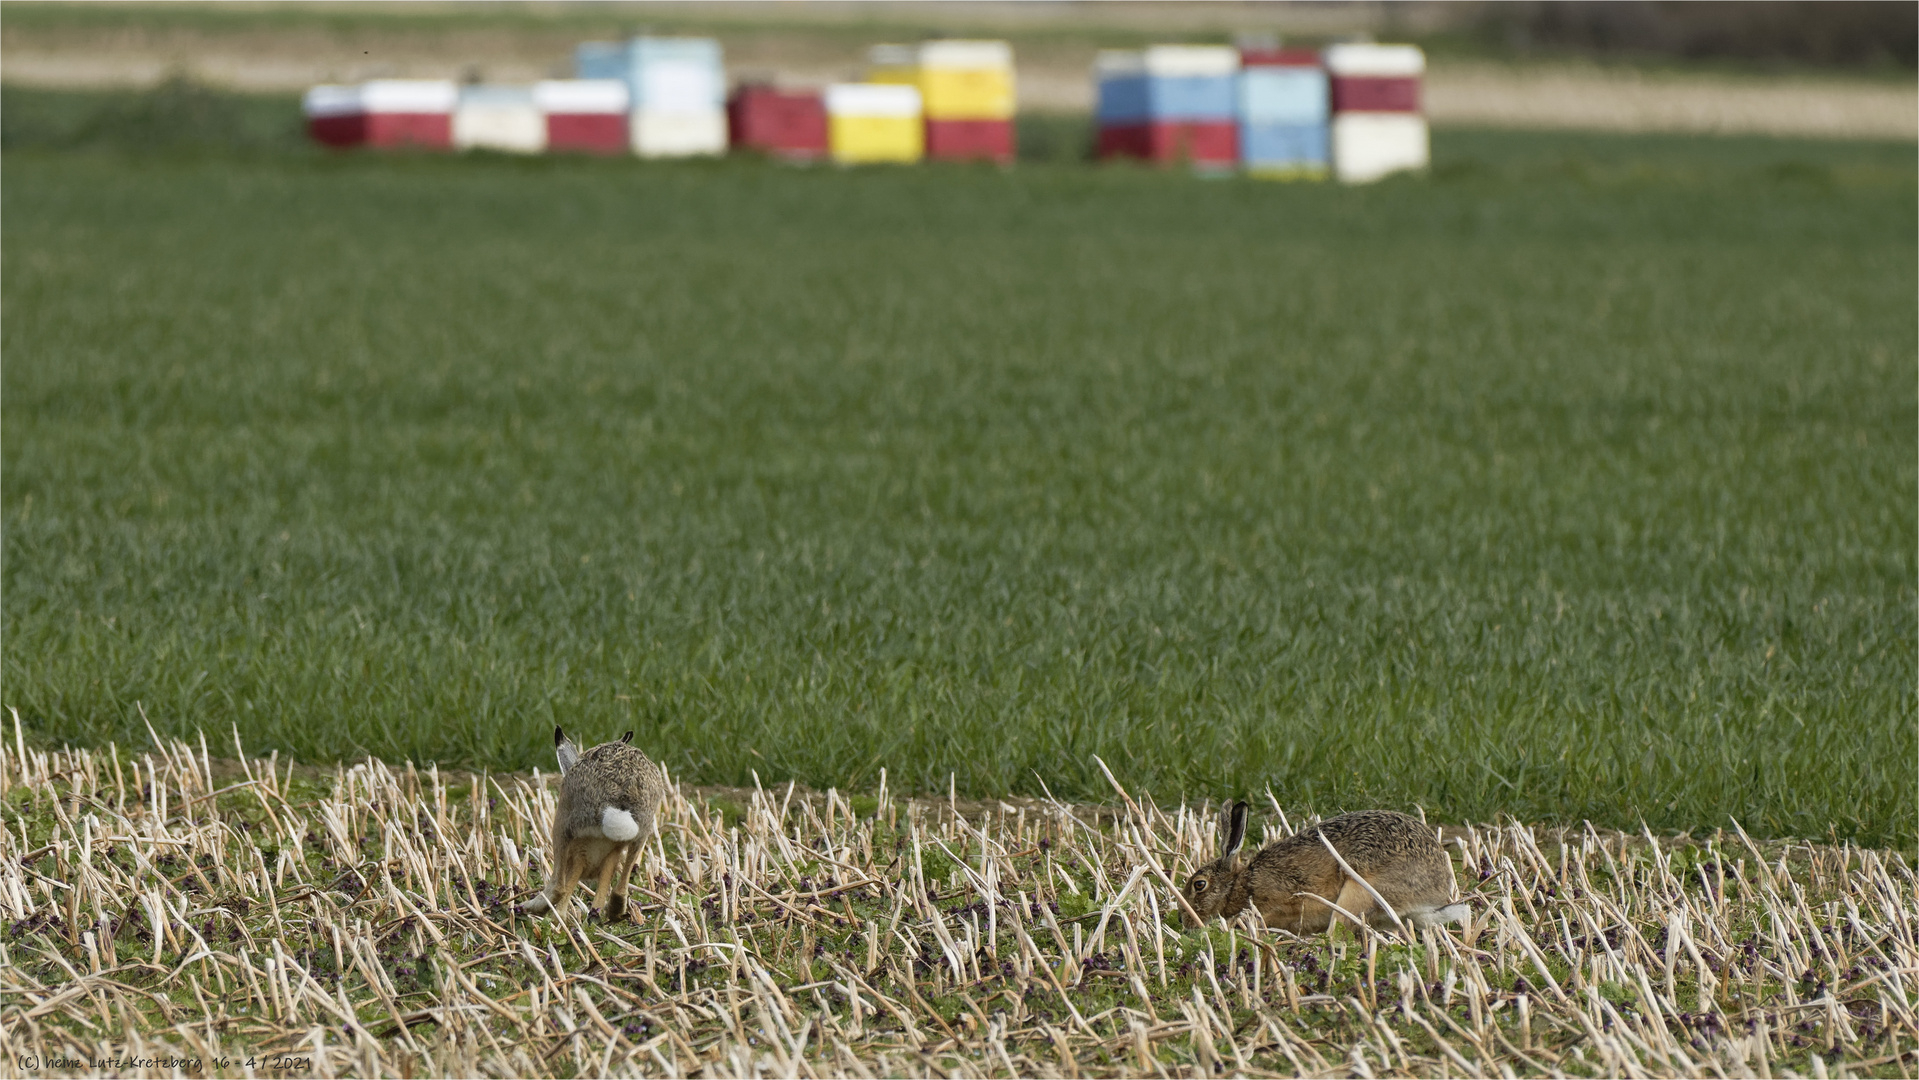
[729,85,829,161]
[304,80,456,150]
[825,82,925,165]
[1094,46,1241,170]
[869,41,1016,165]
[1237,48,1329,179]
[533,79,631,155]
[454,85,545,154]
[578,37,727,158]
[1325,43,1428,183]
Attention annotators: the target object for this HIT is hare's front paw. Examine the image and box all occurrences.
[601,894,628,923]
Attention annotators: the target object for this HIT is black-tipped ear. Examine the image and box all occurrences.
[621,730,634,744]
[1225,801,1249,856]
[554,726,566,747]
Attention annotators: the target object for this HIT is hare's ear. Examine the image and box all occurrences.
[555,727,581,775]
[620,731,634,744]
[1225,801,1250,857]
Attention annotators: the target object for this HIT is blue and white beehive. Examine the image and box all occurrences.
[1236,49,1328,178]
[1095,46,1239,123]
[576,36,727,157]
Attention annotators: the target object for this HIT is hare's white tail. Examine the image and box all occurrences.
[601,807,640,841]
[1409,902,1471,928]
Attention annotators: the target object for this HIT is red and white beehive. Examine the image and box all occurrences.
[534,80,631,154]
[1323,44,1427,183]
[303,80,458,150]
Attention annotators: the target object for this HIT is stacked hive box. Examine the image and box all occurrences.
[728,85,829,160]
[304,80,457,149]
[578,37,727,158]
[1324,43,1428,183]
[868,41,1015,164]
[824,83,924,164]
[1237,48,1329,178]
[1094,46,1240,169]
[454,85,545,154]
[534,80,630,154]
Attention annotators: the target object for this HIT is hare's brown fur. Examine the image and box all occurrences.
[523,727,664,922]
[1181,805,1464,933]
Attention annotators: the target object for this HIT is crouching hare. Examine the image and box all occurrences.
[1180,803,1469,933]
[522,726,664,922]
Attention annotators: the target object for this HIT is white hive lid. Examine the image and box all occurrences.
[1141,46,1241,77]
[303,84,362,117]
[824,83,922,117]
[918,40,1013,70]
[360,79,459,113]
[532,79,631,113]
[1323,43,1426,77]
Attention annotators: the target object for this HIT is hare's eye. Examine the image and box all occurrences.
[1190,877,1208,892]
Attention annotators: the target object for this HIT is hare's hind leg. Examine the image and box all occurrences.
[589,839,642,921]
[600,842,643,923]
[1331,878,1385,930]
[1366,856,1461,930]
[522,846,586,915]
[1257,896,1337,935]
[538,840,592,916]
[1337,876,1442,932]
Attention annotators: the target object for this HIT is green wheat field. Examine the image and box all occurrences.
[3,85,1913,848]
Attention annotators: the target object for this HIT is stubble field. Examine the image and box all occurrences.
[4,730,1916,1077]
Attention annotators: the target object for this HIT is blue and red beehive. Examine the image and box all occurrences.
[577,37,729,158]
[1094,46,1240,170]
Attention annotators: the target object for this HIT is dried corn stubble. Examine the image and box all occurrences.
[2,720,1915,1079]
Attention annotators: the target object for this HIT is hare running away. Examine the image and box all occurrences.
[1180,803,1468,933]
[522,726,664,922]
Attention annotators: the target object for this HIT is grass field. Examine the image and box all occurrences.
[2,86,1914,848]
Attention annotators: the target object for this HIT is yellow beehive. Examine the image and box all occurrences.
[825,83,924,163]
[867,41,1015,120]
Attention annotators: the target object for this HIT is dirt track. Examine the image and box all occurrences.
[3,18,1914,140]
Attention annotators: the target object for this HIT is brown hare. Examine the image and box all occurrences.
[1180,802,1467,933]
[521,726,664,922]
